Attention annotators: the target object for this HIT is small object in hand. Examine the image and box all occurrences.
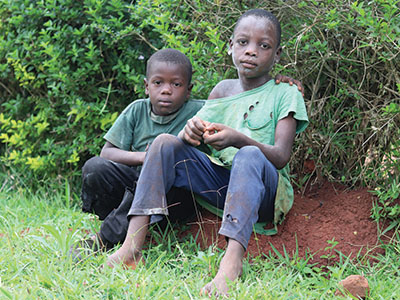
[203,129,217,138]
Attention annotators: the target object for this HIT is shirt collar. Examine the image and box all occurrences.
[149,103,182,124]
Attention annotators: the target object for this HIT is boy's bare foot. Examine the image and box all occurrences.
[105,215,149,270]
[200,239,244,297]
[70,233,112,262]
[106,246,143,270]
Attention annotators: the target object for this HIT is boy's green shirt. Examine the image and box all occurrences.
[195,80,309,225]
[104,98,205,152]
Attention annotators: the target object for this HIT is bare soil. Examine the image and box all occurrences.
[183,180,392,265]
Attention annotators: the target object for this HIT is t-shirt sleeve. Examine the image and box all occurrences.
[277,85,309,134]
[103,102,135,150]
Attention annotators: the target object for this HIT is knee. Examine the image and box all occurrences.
[232,146,271,173]
[234,146,265,165]
[82,156,110,178]
[150,133,183,152]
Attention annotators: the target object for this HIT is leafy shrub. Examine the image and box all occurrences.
[0,0,161,178]
[1,0,399,220]
[271,0,400,219]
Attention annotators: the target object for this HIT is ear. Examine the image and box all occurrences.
[186,83,193,98]
[274,46,282,64]
[228,38,233,55]
[144,78,149,95]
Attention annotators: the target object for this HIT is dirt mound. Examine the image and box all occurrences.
[184,180,388,264]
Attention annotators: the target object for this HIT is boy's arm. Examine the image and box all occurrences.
[100,141,146,166]
[203,114,296,169]
[178,116,210,146]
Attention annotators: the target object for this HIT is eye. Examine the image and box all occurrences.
[238,39,247,46]
[153,80,161,85]
[173,82,182,87]
[260,43,270,49]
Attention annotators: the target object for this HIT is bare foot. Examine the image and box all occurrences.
[106,246,143,270]
[201,239,244,297]
[201,260,242,297]
[105,215,149,270]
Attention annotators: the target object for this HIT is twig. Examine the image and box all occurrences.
[0,80,13,96]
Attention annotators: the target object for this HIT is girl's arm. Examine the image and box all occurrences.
[203,113,296,169]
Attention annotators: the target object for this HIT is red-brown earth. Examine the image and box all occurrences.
[182,179,395,265]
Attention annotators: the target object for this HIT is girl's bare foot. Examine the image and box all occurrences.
[201,258,242,297]
[200,239,244,297]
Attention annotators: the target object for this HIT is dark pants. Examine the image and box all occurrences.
[81,156,195,247]
[129,134,278,249]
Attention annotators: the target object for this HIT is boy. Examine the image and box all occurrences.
[106,9,309,297]
[78,48,204,252]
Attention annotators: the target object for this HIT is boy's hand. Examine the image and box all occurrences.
[275,74,304,96]
[203,123,238,151]
[180,116,210,146]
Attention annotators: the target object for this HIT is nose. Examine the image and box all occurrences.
[161,84,172,94]
[244,42,257,57]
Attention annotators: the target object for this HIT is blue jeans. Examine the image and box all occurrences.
[129,134,278,249]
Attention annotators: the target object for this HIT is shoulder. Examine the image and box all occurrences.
[185,99,206,107]
[127,98,149,108]
[272,82,301,95]
[121,98,149,114]
[268,82,303,104]
[208,79,242,99]
[178,99,205,116]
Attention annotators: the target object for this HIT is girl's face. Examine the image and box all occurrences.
[230,16,281,81]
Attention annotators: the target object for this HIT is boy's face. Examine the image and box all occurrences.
[230,16,282,80]
[145,62,192,116]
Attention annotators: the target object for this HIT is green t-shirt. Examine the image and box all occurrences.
[104,98,205,152]
[195,80,309,224]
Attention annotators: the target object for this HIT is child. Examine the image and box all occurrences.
[106,9,309,296]
[78,48,204,252]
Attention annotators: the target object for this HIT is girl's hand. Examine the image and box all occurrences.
[202,123,239,151]
[180,116,210,146]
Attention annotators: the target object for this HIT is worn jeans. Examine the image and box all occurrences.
[81,156,194,247]
[129,134,278,249]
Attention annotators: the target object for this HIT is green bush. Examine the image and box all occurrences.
[0,0,162,178]
[1,0,399,218]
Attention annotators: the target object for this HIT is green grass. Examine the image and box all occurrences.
[0,183,399,299]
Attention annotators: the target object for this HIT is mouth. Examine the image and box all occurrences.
[158,99,172,106]
[240,60,257,69]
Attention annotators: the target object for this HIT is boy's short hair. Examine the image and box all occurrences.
[146,48,193,84]
[234,9,281,47]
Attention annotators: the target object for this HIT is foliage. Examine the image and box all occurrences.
[1,0,399,217]
[271,0,400,218]
[0,0,161,178]
[369,102,400,221]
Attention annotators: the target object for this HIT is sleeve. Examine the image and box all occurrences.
[103,102,135,150]
[276,85,309,134]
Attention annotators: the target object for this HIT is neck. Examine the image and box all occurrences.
[238,74,272,92]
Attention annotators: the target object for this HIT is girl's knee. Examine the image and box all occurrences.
[151,134,183,152]
[234,146,264,163]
